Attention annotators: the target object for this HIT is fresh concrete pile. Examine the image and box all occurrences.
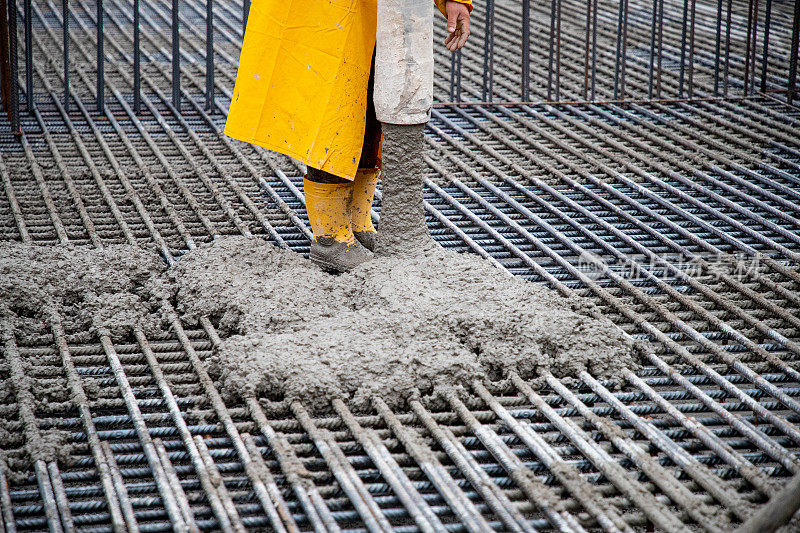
[169,237,640,411]
[0,242,166,343]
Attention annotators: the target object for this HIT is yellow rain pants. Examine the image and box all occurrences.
[224,0,472,181]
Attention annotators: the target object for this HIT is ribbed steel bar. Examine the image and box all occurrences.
[0,469,17,533]
[482,0,494,102]
[18,131,67,243]
[241,433,299,533]
[292,402,393,533]
[521,0,530,100]
[61,0,68,110]
[97,329,189,533]
[163,309,303,532]
[71,0,289,247]
[2,327,66,533]
[444,116,796,428]
[22,0,31,111]
[590,0,599,98]
[120,0,788,107]
[381,399,514,533]
[28,4,220,246]
[444,392,611,531]
[523,102,800,280]
[472,381,691,531]
[49,309,128,533]
[96,0,103,112]
[154,438,201,533]
[3,3,800,532]
[7,0,18,132]
[244,394,340,533]
[584,0,593,99]
[713,0,722,94]
[575,372,752,519]
[133,0,140,112]
[789,0,800,105]
[72,95,176,262]
[519,372,752,522]
[396,398,534,532]
[0,150,28,240]
[135,327,241,533]
[547,0,557,101]
[205,0,214,110]
[623,371,778,497]
[640,102,800,199]
[54,0,246,237]
[99,440,141,533]
[189,436,245,533]
[331,399,444,533]
[761,0,773,93]
[435,104,800,366]
[171,0,180,108]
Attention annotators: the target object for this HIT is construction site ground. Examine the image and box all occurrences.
[1,0,799,531]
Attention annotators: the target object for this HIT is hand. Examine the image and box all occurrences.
[444,1,470,52]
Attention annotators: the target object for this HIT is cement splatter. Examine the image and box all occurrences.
[169,236,641,412]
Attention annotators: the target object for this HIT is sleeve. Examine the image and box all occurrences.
[434,0,473,17]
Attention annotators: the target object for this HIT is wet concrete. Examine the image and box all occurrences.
[170,237,640,412]
[0,242,166,474]
[1,233,639,425]
[0,242,166,343]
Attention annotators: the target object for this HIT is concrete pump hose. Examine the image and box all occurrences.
[374,0,434,125]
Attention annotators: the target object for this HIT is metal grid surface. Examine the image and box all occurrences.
[1,0,800,532]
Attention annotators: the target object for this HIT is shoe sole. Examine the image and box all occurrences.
[310,254,347,273]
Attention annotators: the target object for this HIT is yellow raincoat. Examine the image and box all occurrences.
[225,0,472,180]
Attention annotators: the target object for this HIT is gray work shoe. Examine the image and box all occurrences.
[353,230,377,252]
[310,237,373,272]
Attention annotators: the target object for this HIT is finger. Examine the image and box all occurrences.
[445,29,457,50]
[449,30,462,51]
[457,27,469,49]
[446,8,458,34]
[458,14,471,48]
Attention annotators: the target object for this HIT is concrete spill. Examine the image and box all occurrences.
[376,123,436,255]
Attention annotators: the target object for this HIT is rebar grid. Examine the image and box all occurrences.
[0,0,799,532]
[6,0,800,126]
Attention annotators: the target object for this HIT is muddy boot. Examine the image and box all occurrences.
[303,177,373,272]
[350,168,380,252]
[375,123,436,256]
[310,237,372,272]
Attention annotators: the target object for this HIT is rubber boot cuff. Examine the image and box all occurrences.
[351,168,379,251]
[303,177,356,244]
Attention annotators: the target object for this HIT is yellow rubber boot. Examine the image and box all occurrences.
[350,168,380,252]
[303,177,373,272]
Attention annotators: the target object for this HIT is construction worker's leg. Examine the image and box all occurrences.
[350,54,381,252]
[304,167,373,272]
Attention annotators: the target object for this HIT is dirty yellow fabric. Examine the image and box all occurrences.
[225,0,472,181]
[350,167,379,233]
[303,178,357,243]
[435,0,473,16]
